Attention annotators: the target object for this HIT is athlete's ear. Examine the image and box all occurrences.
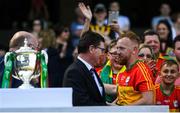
[133,47,138,55]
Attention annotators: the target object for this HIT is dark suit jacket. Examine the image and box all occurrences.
[63,59,106,106]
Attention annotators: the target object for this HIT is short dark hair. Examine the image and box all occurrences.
[54,24,69,37]
[173,35,180,49]
[142,29,160,43]
[78,31,105,53]
[160,59,179,72]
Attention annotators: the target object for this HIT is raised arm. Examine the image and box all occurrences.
[110,24,122,38]
[78,2,92,37]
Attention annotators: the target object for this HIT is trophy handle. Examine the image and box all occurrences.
[31,73,40,80]
[31,50,48,80]
[4,52,21,80]
[4,52,12,65]
[12,74,21,80]
[41,50,48,64]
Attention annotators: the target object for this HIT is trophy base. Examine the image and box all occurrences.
[18,84,34,89]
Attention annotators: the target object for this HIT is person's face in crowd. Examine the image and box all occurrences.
[144,35,160,55]
[138,47,153,62]
[93,42,106,67]
[60,28,70,41]
[160,4,171,16]
[0,49,6,57]
[160,64,179,85]
[116,38,133,65]
[157,23,169,41]
[94,12,107,22]
[109,2,119,11]
[33,20,42,33]
[108,45,122,70]
[174,41,180,62]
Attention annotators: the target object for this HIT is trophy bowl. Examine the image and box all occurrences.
[13,52,38,89]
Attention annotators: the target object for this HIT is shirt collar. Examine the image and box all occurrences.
[77,56,93,71]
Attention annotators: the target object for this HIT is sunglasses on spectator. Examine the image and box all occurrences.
[138,54,152,59]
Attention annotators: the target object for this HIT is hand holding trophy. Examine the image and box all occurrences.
[2,38,48,89]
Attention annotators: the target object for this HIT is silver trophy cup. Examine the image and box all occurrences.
[4,38,48,89]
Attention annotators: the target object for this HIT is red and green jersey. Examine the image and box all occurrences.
[116,60,154,105]
[155,84,180,112]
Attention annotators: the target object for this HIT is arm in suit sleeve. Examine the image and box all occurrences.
[63,68,106,106]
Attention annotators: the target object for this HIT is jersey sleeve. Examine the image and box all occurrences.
[135,62,154,92]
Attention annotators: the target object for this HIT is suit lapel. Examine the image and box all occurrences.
[75,59,105,99]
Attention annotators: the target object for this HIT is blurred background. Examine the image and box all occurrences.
[0,0,179,48]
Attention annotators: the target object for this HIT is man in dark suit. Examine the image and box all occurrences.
[63,31,106,106]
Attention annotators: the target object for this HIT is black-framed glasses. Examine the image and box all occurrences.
[96,47,106,52]
[138,53,152,59]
